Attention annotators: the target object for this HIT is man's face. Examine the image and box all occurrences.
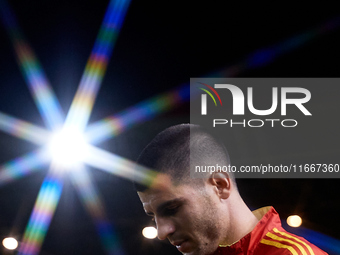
[138,181,224,255]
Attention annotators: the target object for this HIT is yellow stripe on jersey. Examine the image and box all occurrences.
[260,239,298,255]
[266,232,308,255]
[273,228,315,255]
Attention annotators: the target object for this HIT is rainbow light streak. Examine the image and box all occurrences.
[70,167,125,255]
[84,145,157,187]
[0,1,64,131]
[86,84,190,144]
[18,164,63,255]
[0,149,50,186]
[65,0,131,132]
[84,18,340,145]
[214,16,340,77]
[0,3,338,254]
[16,1,132,254]
[0,111,50,145]
[283,225,340,255]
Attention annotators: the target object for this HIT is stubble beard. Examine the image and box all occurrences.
[189,195,222,255]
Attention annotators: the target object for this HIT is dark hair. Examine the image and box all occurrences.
[134,124,234,191]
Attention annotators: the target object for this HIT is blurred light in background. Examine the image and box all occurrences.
[2,237,18,250]
[142,227,157,239]
[287,215,302,227]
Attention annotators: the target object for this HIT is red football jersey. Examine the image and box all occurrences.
[214,207,328,255]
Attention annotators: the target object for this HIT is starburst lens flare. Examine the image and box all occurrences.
[65,0,131,132]
[48,128,88,169]
[0,0,339,254]
[15,0,132,253]
[70,167,125,254]
[86,84,190,144]
[18,170,63,255]
[0,111,50,145]
[0,0,64,130]
[84,145,158,187]
[0,149,50,186]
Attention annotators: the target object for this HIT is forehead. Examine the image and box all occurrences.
[138,184,197,211]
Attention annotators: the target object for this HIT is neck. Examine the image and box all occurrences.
[221,193,259,245]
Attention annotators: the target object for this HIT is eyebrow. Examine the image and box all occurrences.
[146,198,184,216]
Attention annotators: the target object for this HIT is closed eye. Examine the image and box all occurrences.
[161,204,181,217]
[144,198,185,221]
[157,198,185,217]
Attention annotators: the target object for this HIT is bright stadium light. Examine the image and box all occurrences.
[48,127,89,168]
[142,226,157,239]
[287,215,302,227]
[2,237,18,250]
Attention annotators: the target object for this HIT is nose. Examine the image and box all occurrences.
[155,217,176,240]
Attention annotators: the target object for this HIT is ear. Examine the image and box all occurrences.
[208,172,231,199]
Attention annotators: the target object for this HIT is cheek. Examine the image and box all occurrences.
[204,219,220,242]
[172,207,201,234]
[175,209,194,227]
[191,205,221,242]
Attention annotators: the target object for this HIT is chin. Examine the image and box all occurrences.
[181,247,217,255]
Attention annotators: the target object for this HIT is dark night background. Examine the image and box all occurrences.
[0,1,339,254]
